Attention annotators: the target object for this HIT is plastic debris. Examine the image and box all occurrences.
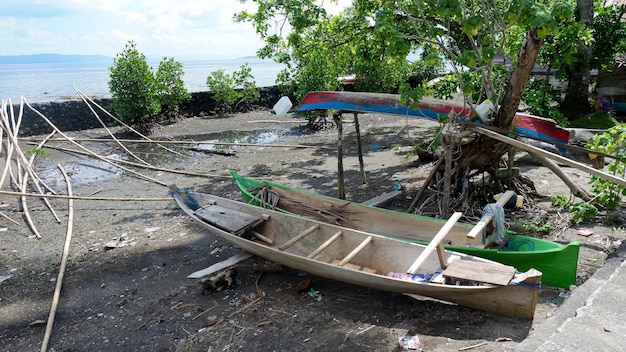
[398,335,422,350]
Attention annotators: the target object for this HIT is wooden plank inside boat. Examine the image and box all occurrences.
[195,204,262,234]
[442,258,516,286]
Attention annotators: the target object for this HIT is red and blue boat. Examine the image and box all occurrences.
[295,91,570,149]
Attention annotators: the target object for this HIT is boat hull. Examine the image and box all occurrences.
[171,187,541,318]
[231,170,579,289]
[296,91,570,149]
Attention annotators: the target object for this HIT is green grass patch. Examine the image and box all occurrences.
[569,112,621,129]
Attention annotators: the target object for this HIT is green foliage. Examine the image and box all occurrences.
[522,78,569,126]
[155,57,190,111]
[206,69,238,108]
[109,41,160,125]
[236,1,443,102]
[551,194,569,207]
[109,41,189,126]
[512,212,555,236]
[206,64,260,115]
[26,147,49,157]
[232,64,261,108]
[551,194,598,224]
[569,202,598,223]
[586,125,626,209]
[569,112,619,129]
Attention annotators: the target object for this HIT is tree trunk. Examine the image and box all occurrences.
[462,29,545,171]
[427,30,546,214]
[559,0,595,120]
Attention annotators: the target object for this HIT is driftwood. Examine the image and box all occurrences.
[188,252,253,279]
[529,152,592,201]
[407,156,446,213]
[187,147,236,156]
[1,101,60,223]
[41,165,75,352]
[17,132,58,239]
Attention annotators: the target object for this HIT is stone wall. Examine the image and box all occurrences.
[14,86,285,137]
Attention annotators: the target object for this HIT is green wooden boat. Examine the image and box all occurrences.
[230,170,580,288]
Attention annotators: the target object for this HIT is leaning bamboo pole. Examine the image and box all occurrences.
[26,143,231,179]
[75,89,184,157]
[1,99,61,223]
[75,89,153,166]
[1,99,18,188]
[18,131,59,239]
[40,165,74,352]
[23,99,167,187]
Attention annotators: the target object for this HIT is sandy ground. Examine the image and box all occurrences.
[1,110,624,351]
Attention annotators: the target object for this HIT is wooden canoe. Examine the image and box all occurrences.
[296,91,570,150]
[171,185,541,318]
[230,170,579,289]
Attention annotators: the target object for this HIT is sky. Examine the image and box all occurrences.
[0,0,351,60]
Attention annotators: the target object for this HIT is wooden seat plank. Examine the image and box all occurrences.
[442,257,516,286]
[308,231,342,259]
[338,236,372,267]
[195,204,262,235]
[278,224,320,251]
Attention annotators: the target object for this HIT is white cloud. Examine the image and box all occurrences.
[0,0,350,59]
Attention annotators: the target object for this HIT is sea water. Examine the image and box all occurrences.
[0,57,285,104]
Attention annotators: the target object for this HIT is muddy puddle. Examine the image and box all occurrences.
[34,128,296,191]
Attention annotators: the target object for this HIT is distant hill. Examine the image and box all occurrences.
[0,54,113,64]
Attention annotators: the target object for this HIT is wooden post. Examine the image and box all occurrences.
[442,132,453,218]
[333,111,345,199]
[353,112,367,184]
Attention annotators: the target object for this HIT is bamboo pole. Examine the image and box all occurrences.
[24,143,231,179]
[18,131,59,239]
[0,189,171,202]
[75,90,153,166]
[23,99,167,187]
[75,89,184,157]
[0,211,19,226]
[470,126,626,188]
[1,99,61,223]
[41,165,75,352]
[333,112,345,199]
[21,137,328,149]
[353,113,367,184]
